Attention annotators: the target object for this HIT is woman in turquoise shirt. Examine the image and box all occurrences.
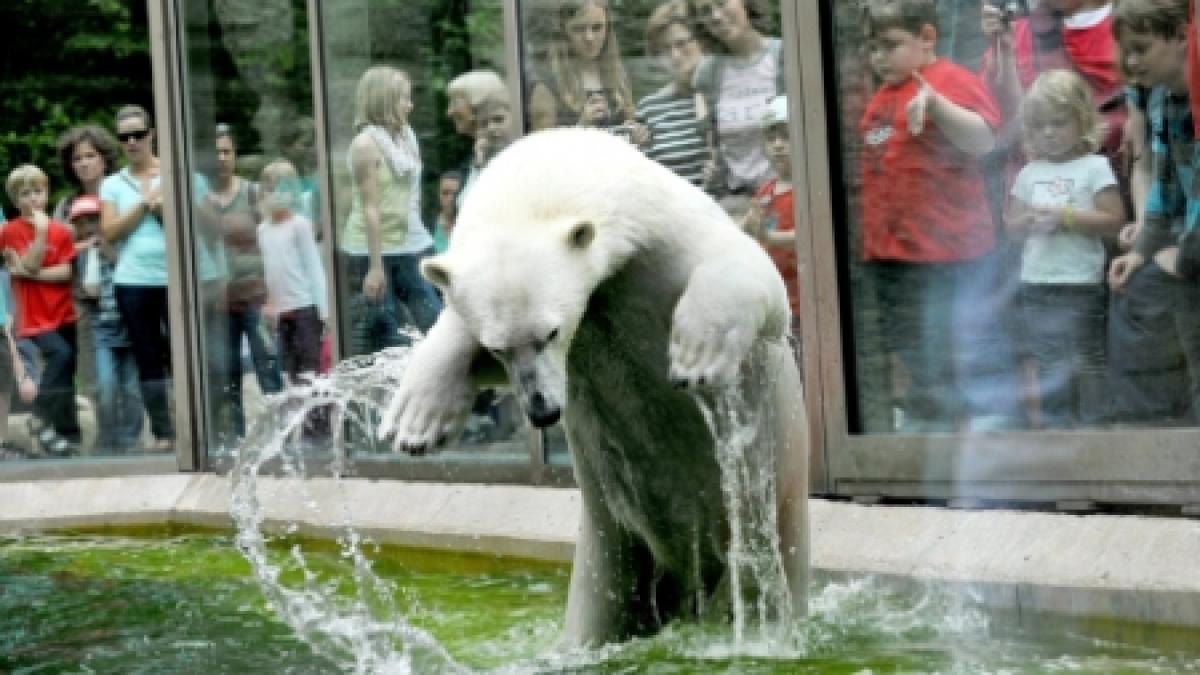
[99,104,173,452]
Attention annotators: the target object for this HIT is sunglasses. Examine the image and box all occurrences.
[118,129,151,143]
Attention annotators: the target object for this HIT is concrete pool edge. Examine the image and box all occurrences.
[2,474,1198,628]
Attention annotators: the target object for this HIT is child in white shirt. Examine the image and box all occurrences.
[1007,69,1125,428]
[256,159,328,386]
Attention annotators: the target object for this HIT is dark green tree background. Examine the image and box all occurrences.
[0,0,153,214]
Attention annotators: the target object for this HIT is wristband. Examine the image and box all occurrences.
[1063,205,1075,232]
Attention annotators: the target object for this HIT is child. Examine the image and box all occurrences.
[256,160,328,389]
[1008,69,1124,428]
[78,197,144,454]
[743,95,801,369]
[2,165,80,455]
[431,170,461,254]
[859,0,1016,432]
[1106,0,1196,422]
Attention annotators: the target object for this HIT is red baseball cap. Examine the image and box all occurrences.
[68,194,101,220]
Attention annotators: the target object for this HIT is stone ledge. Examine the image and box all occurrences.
[1,474,1198,627]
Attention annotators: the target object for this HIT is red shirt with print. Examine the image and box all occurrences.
[859,58,1001,262]
[0,217,78,338]
[754,178,800,315]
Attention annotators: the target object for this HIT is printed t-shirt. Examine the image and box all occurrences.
[754,179,800,315]
[0,217,78,337]
[859,58,1002,262]
[1010,154,1117,284]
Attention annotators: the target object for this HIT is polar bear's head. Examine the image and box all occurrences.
[421,219,607,428]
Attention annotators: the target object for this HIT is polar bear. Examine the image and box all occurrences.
[380,127,808,647]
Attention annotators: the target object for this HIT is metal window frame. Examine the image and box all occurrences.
[790,2,1200,507]
[12,1,1192,505]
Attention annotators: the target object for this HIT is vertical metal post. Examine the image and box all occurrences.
[307,0,342,364]
[782,0,831,493]
[147,0,202,470]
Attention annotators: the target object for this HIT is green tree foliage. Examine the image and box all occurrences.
[0,0,152,213]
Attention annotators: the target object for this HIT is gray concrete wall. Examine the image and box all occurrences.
[3,475,1198,628]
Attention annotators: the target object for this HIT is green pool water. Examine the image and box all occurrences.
[3,529,1199,674]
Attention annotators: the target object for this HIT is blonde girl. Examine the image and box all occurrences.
[341,65,442,356]
[1006,69,1125,428]
[527,0,639,133]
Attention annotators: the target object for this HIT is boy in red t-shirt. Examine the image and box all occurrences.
[744,95,801,371]
[860,0,1020,432]
[2,165,80,455]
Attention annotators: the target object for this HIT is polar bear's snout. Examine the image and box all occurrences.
[527,391,561,428]
[508,348,567,429]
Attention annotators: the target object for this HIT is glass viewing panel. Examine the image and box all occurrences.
[174,0,330,461]
[824,0,1185,435]
[317,0,532,466]
[0,3,157,463]
[516,0,795,464]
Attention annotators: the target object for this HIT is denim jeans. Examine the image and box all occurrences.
[225,304,282,436]
[343,250,442,357]
[1020,283,1109,428]
[115,284,173,439]
[29,323,81,443]
[870,254,1023,431]
[94,341,143,453]
[1107,263,1192,424]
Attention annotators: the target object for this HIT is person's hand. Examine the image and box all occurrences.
[1154,246,1180,277]
[18,373,37,404]
[143,184,163,219]
[1005,209,1032,236]
[1109,251,1146,291]
[4,249,26,278]
[1030,207,1063,235]
[905,72,937,136]
[363,265,387,300]
[981,2,1013,45]
[1118,222,1141,250]
[629,122,650,147]
[701,159,720,190]
[742,202,766,240]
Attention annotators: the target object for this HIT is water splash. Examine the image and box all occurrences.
[229,344,467,675]
[694,347,796,652]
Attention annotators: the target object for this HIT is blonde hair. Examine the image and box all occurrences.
[260,159,302,211]
[541,0,634,121]
[1020,69,1104,160]
[353,66,411,131]
[447,70,506,108]
[6,164,48,203]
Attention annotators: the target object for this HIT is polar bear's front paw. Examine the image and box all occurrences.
[668,311,754,389]
[378,376,473,455]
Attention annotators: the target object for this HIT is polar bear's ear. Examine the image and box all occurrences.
[566,221,595,251]
[421,257,453,291]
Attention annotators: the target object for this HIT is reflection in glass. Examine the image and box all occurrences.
[318,0,527,461]
[828,0,1184,434]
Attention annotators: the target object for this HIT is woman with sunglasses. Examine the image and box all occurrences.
[99,104,173,452]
